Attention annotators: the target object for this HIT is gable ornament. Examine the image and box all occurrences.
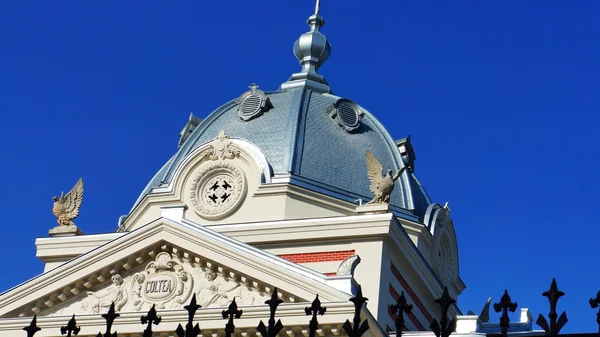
[204,130,240,161]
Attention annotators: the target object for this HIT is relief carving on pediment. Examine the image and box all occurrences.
[130,252,194,310]
[44,250,277,316]
[83,274,128,313]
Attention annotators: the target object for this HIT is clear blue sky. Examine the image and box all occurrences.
[1,0,599,333]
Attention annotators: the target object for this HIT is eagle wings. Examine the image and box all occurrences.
[365,150,406,204]
[52,178,84,226]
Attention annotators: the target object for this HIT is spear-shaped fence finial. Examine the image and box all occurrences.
[536,278,568,337]
[23,315,41,337]
[430,286,456,337]
[96,302,120,337]
[390,291,413,336]
[141,304,161,337]
[222,298,243,337]
[60,315,80,337]
[305,294,327,337]
[176,293,202,337]
[257,288,285,337]
[586,290,600,337]
[342,285,370,337]
[493,289,518,337]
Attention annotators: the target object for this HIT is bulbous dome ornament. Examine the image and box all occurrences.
[365,150,406,204]
[280,0,332,93]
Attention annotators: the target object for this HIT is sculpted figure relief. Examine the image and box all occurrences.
[52,178,84,226]
[196,271,238,307]
[84,274,128,313]
[365,150,406,204]
[44,252,283,316]
[192,268,270,307]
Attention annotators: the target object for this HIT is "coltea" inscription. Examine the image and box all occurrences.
[143,274,176,301]
[146,279,172,293]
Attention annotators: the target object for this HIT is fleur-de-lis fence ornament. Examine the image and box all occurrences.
[536,278,568,337]
[390,291,413,336]
[176,293,202,337]
[60,315,80,337]
[430,286,456,337]
[342,285,370,337]
[305,294,326,337]
[257,288,284,337]
[493,289,517,337]
[23,315,41,337]
[222,298,243,337]
[589,290,600,334]
[97,302,120,337]
[141,304,161,337]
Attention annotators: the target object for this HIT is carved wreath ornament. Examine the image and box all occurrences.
[130,252,194,310]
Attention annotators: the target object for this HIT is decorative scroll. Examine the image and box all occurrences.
[130,252,194,310]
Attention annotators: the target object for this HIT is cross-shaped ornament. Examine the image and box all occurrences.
[390,291,413,336]
[536,278,568,337]
[141,304,162,337]
[222,298,243,337]
[176,293,202,337]
[305,294,327,337]
[96,302,120,337]
[430,286,456,337]
[493,289,518,337]
[257,288,285,337]
[23,315,41,337]
[342,285,370,337]
[60,315,81,337]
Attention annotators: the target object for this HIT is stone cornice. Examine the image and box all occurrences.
[253,183,358,214]
[206,213,396,245]
[35,232,125,263]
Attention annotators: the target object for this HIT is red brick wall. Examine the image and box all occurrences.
[277,250,355,264]
[389,283,426,331]
[390,262,434,323]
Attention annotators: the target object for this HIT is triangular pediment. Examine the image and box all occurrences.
[0,218,352,318]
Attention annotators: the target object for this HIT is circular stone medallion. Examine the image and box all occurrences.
[190,162,246,219]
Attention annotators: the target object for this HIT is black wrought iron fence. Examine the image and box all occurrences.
[20,279,600,337]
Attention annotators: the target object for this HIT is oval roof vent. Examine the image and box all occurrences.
[328,98,363,132]
[236,83,273,121]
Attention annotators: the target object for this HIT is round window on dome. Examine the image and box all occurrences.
[236,83,272,121]
[334,99,362,132]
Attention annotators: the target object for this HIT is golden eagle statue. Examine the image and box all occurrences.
[52,178,84,226]
[366,150,406,204]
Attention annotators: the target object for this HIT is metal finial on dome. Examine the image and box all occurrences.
[280,0,332,93]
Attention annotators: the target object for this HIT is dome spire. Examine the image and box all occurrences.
[280,0,332,93]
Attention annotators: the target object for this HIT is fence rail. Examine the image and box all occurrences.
[19,279,600,337]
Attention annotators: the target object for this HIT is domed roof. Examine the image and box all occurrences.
[127,4,433,221]
[130,86,432,219]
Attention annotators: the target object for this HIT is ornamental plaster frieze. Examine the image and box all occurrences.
[17,242,300,318]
